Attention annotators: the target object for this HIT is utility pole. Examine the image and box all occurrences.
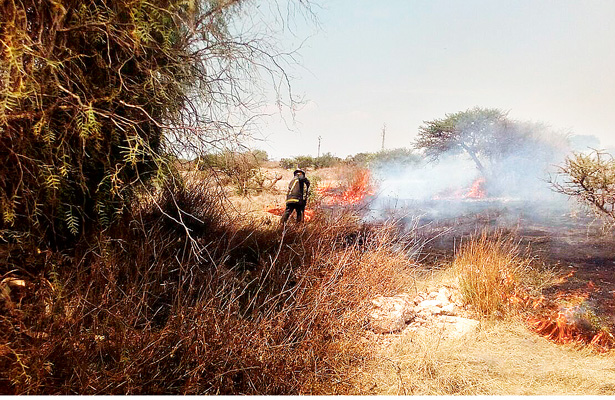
[317,135,322,157]
[381,123,386,151]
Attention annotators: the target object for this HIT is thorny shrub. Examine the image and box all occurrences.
[196,151,278,196]
[551,150,615,226]
[0,178,419,394]
[0,0,305,250]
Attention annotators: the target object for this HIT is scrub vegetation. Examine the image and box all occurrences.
[2,0,615,395]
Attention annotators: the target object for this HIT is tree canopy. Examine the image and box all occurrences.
[414,107,569,179]
[414,107,515,176]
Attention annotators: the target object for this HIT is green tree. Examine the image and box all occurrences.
[414,107,512,176]
[0,0,304,249]
[414,107,569,184]
[313,152,341,168]
[198,150,267,195]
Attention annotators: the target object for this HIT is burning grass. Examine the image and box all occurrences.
[351,228,615,395]
[527,285,615,352]
[3,163,615,394]
[451,230,615,352]
[264,166,373,222]
[315,167,374,206]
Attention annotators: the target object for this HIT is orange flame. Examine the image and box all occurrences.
[590,330,615,351]
[465,177,487,199]
[316,169,373,206]
[528,309,585,345]
[526,288,614,351]
[504,269,613,351]
[433,176,487,200]
[265,206,314,221]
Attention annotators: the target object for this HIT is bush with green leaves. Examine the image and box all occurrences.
[313,152,342,168]
[369,148,421,168]
[279,152,343,170]
[279,155,313,170]
[345,148,421,169]
[198,150,269,195]
[345,152,375,166]
[0,0,300,250]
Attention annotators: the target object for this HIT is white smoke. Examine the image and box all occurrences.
[366,123,596,222]
[372,154,479,201]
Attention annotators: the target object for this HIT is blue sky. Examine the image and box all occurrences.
[253,0,615,160]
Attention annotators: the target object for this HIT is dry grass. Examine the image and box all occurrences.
[4,167,615,395]
[358,319,615,395]
[0,174,420,394]
[452,230,542,317]
[346,228,615,396]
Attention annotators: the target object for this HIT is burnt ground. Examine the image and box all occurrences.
[397,199,615,330]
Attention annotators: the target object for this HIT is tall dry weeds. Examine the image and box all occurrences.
[452,230,535,317]
[0,177,420,394]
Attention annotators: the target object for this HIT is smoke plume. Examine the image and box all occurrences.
[367,122,597,223]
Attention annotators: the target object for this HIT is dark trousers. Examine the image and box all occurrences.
[281,202,305,223]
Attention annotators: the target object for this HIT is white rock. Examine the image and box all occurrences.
[418,299,444,308]
[433,316,480,338]
[441,303,457,316]
[370,294,416,334]
[436,287,451,303]
[430,306,444,315]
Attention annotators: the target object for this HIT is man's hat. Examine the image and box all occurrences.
[293,169,305,176]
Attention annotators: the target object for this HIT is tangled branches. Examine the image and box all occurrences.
[0,0,304,250]
[551,150,615,224]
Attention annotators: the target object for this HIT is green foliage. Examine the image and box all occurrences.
[415,107,510,175]
[252,149,269,163]
[279,152,342,170]
[552,150,615,222]
[348,148,421,167]
[279,157,296,170]
[0,0,288,250]
[294,155,316,170]
[198,150,265,195]
[345,152,375,165]
[279,155,312,170]
[314,152,342,169]
[415,107,570,182]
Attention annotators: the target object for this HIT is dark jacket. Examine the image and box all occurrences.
[286,175,310,204]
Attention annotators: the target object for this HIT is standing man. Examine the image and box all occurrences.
[281,169,310,223]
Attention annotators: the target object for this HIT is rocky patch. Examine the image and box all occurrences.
[368,286,479,338]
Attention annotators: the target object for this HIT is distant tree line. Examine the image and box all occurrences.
[279,148,421,170]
